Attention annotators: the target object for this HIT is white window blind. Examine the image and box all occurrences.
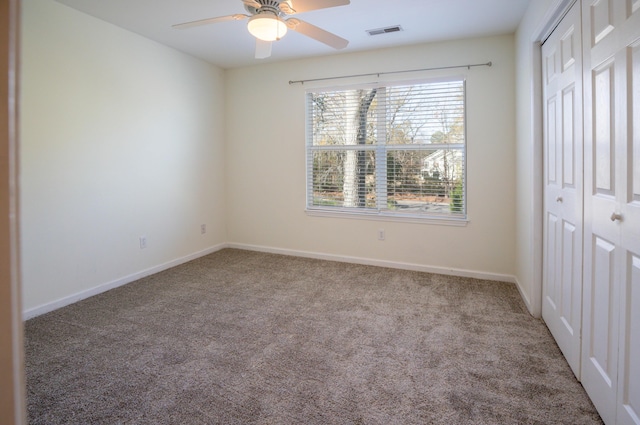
[306,77,466,220]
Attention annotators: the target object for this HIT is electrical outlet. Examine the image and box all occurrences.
[378,229,385,241]
[201,224,206,234]
[139,236,147,249]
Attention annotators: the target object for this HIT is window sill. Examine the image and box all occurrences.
[305,208,469,226]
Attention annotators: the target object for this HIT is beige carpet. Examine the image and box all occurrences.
[25,248,602,424]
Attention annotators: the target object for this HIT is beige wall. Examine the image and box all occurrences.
[225,35,517,280]
[1,0,25,422]
[19,0,550,318]
[514,0,561,316]
[20,0,227,314]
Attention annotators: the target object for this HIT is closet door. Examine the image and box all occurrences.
[582,0,640,423]
[541,1,583,378]
[616,2,640,423]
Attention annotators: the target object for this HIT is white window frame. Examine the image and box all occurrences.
[305,76,468,226]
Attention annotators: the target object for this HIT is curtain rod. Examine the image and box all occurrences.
[288,61,492,85]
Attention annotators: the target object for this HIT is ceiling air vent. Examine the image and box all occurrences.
[366,25,403,36]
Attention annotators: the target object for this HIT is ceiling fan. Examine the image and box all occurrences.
[172,0,350,59]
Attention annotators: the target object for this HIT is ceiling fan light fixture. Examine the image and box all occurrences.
[247,13,287,41]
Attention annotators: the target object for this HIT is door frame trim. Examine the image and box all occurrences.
[0,0,25,424]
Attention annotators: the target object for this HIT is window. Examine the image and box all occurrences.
[306,77,466,222]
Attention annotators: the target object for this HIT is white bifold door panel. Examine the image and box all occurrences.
[542,1,584,379]
[581,0,640,424]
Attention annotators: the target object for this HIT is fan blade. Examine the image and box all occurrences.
[172,14,248,30]
[287,18,348,49]
[255,39,272,59]
[242,0,261,8]
[280,0,350,15]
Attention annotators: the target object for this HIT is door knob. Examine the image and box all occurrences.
[610,212,622,222]
[556,196,563,203]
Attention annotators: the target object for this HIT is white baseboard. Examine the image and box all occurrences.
[25,242,522,320]
[514,276,541,318]
[23,243,228,320]
[227,243,517,284]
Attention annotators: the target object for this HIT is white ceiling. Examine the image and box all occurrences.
[54,0,531,69]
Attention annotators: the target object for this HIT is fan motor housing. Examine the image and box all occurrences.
[245,0,283,16]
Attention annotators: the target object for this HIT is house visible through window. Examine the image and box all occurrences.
[305,77,466,221]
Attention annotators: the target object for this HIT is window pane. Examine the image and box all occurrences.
[386,81,465,145]
[387,149,464,215]
[311,150,376,209]
[309,89,378,146]
[306,77,467,220]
